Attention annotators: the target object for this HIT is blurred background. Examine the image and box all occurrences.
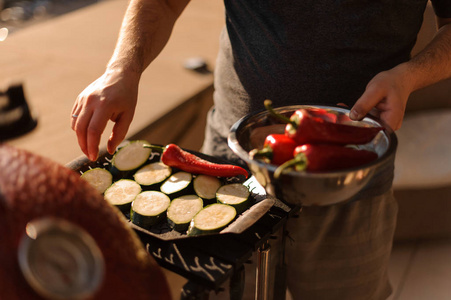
[1,1,451,299]
[0,0,99,34]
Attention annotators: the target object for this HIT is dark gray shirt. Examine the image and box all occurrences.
[201,3,450,298]
[203,0,449,164]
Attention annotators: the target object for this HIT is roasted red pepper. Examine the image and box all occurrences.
[274,144,378,177]
[145,143,249,178]
[264,100,383,145]
[249,134,297,165]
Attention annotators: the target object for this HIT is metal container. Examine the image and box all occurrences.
[228,105,397,206]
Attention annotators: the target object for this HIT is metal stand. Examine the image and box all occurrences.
[255,241,271,300]
[230,266,245,300]
[273,225,287,300]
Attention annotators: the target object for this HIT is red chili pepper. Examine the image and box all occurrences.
[336,113,353,124]
[308,107,338,123]
[249,134,297,165]
[274,144,378,177]
[264,100,383,145]
[145,144,249,178]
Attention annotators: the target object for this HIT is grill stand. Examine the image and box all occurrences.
[255,241,270,300]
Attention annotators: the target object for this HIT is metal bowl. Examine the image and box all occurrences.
[228,105,397,206]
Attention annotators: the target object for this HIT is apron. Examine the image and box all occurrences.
[201,0,434,298]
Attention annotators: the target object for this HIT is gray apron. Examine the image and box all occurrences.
[201,0,446,298]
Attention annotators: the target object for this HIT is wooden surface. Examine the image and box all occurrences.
[3,0,224,165]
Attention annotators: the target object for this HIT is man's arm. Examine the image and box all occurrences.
[407,17,451,90]
[109,0,190,74]
[71,0,190,161]
[350,17,451,130]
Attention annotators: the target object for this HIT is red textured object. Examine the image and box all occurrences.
[250,134,297,166]
[264,100,383,146]
[285,109,383,145]
[0,144,171,300]
[147,143,249,178]
[275,144,379,176]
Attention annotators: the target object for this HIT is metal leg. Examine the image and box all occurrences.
[230,266,245,300]
[273,225,287,300]
[255,241,271,300]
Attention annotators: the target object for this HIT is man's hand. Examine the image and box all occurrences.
[351,18,451,131]
[71,69,140,161]
[349,64,413,131]
[70,0,190,161]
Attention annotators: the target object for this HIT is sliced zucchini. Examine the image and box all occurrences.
[193,175,222,202]
[216,183,251,214]
[104,179,141,212]
[167,195,204,232]
[187,203,236,236]
[130,191,171,228]
[133,162,172,188]
[160,171,193,198]
[111,140,152,171]
[80,168,113,194]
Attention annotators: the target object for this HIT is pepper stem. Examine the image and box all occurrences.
[249,146,273,163]
[274,153,308,179]
[264,99,295,126]
[143,144,165,153]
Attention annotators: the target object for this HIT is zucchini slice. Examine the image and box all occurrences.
[80,168,112,194]
[160,171,193,197]
[133,162,172,188]
[130,191,171,228]
[216,183,251,214]
[193,175,222,201]
[167,195,203,232]
[104,179,141,213]
[187,203,236,236]
[112,140,152,171]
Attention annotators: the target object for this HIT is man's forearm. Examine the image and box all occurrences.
[107,0,190,75]
[405,18,451,92]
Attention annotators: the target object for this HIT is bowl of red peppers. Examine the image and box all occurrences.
[228,101,397,206]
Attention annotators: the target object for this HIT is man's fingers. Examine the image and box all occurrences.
[379,108,403,131]
[86,110,111,161]
[70,101,81,130]
[107,113,133,154]
[74,110,93,158]
[351,86,404,130]
[350,86,385,121]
